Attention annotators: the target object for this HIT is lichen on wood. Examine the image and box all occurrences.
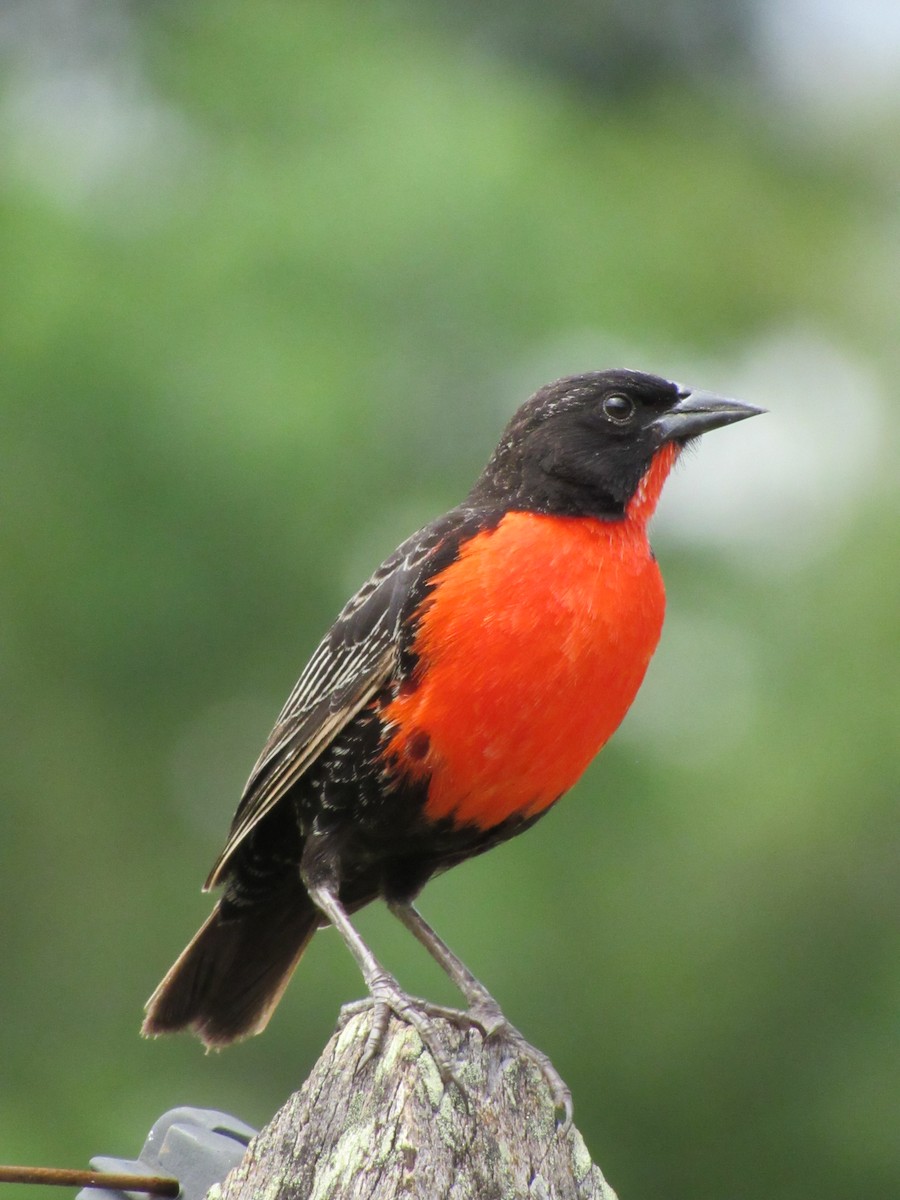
[211,1011,618,1200]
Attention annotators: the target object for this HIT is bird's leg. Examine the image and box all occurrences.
[388,900,507,1032]
[389,900,574,1127]
[305,880,462,1087]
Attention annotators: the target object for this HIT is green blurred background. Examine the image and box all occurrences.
[1,2,897,1197]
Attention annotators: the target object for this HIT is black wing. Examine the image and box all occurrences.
[204,509,476,890]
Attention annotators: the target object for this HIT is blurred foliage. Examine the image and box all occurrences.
[424,0,752,94]
[0,2,897,1199]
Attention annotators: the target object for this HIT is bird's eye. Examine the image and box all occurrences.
[602,394,635,424]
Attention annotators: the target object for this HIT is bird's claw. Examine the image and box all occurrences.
[474,1013,574,1130]
[340,978,465,1092]
[462,995,508,1037]
[339,986,572,1128]
[518,1039,574,1132]
[359,999,391,1067]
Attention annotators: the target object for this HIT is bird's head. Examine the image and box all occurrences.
[468,368,764,521]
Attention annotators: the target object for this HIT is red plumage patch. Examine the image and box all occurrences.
[381,446,678,830]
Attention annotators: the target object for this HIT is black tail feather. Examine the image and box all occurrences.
[142,880,320,1047]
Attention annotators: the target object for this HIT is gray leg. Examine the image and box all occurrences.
[388,900,507,1031]
[389,900,574,1127]
[305,879,463,1087]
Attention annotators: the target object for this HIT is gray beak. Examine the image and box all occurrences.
[652,388,767,443]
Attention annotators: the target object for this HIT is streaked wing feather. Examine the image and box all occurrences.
[203,512,468,890]
[204,646,394,889]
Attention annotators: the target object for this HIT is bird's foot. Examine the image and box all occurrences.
[338,976,467,1090]
[465,999,574,1131]
[461,991,509,1038]
[338,984,573,1129]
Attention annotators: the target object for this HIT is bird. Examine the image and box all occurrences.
[143,368,763,1120]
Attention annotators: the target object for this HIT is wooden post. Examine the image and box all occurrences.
[211,1012,618,1200]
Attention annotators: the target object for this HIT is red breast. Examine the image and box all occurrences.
[380,444,679,830]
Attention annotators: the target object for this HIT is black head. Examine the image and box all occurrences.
[467,368,764,519]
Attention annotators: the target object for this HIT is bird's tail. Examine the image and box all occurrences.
[142,879,320,1048]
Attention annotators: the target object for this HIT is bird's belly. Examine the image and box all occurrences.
[380,511,665,831]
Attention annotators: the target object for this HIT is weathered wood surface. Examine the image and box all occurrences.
[211,1011,618,1200]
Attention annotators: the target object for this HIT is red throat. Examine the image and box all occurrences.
[627,442,681,526]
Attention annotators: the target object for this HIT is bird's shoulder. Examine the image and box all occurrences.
[277,503,497,719]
